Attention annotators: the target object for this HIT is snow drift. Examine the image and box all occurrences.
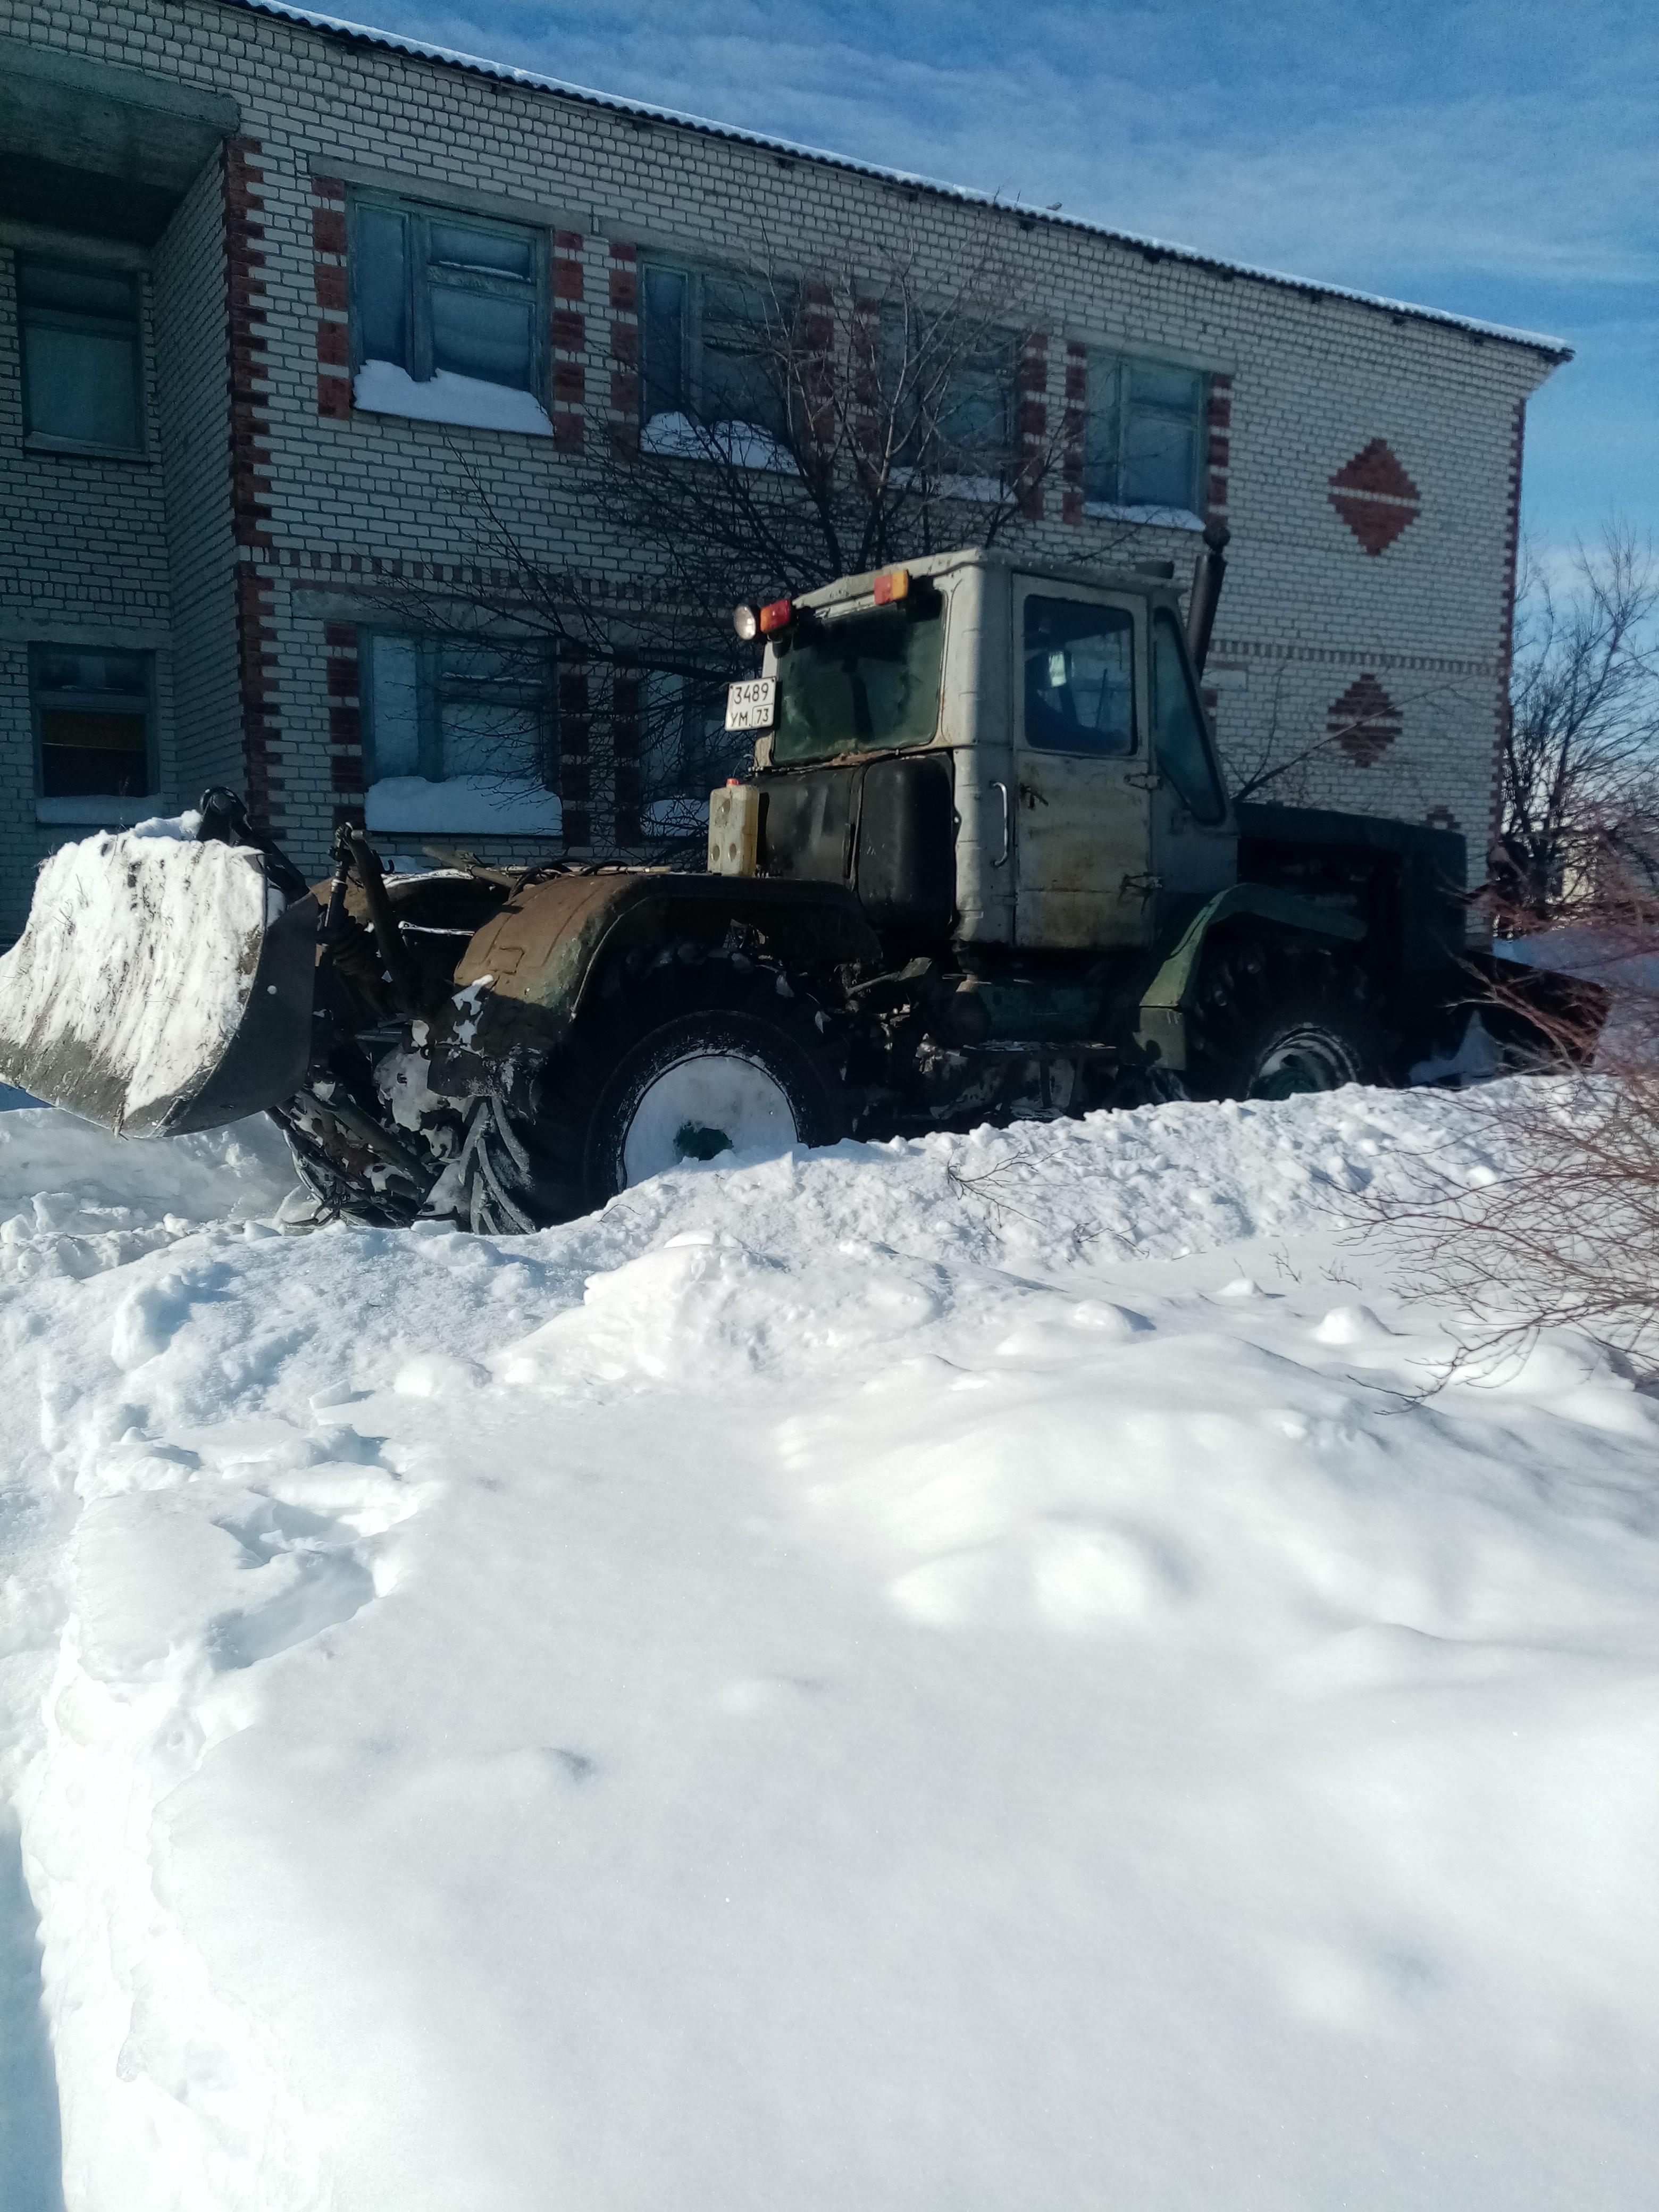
[1,1086,1655,2210]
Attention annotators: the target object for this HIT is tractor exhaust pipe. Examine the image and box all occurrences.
[1185,521,1230,678]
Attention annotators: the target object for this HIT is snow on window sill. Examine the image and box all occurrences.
[1080,501,1205,531]
[640,410,798,474]
[36,794,165,827]
[365,776,563,837]
[353,361,554,438]
[887,465,1005,505]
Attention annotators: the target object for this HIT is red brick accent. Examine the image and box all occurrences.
[1328,673,1401,767]
[605,242,641,454]
[324,624,364,794]
[1060,339,1087,526]
[1328,438,1421,555]
[224,139,272,553]
[610,670,641,843]
[233,565,282,826]
[1014,332,1049,521]
[848,296,881,464]
[1488,400,1526,878]
[548,231,587,457]
[224,140,283,831]
[311,173,351,422]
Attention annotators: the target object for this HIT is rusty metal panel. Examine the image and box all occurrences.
[451,872,883,1043]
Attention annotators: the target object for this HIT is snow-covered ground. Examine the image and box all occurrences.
[1,1087,1656,2211]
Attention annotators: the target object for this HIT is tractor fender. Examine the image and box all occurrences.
[431,870,883,1079]
[1135,885,1366,1071]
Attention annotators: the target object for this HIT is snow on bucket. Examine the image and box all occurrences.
[0,818,316,1137]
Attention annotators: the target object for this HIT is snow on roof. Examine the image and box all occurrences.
[220,0,1572,365]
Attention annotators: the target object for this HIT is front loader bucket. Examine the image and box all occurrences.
[0,824,316,1137]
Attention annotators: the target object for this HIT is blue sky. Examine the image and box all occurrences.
[334,0,1654,551]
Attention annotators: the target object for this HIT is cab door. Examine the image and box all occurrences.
[1147,604,1235,910]
[1012,576,1153,951]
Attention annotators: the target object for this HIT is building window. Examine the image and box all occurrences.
[638,670,749,836]
[640,264,788,448]
[363,633,560,835]
[1084,357,1206,514]
[351,198,552,435]
[30,646,154,798]
[884,312,1015,490]
[18,258,144,454]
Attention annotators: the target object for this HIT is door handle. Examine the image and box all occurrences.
[989,780,1011,867]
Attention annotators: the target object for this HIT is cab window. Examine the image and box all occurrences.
[1023,597,1135,755]
[1152,609,1225,823]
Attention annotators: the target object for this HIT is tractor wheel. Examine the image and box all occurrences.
[457,944,853,1233]
[1187,935,1388,1103]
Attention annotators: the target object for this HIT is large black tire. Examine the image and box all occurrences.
[457,944,853,1233]
[1187,933,1388,1102]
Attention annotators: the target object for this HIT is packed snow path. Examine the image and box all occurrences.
[0,1090,1655,2211]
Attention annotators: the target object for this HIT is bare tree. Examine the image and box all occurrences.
[1494,525,1659,929]
[364,218,1145,849]
[1349,526,1659,1377]
[1352,960,1659,1381]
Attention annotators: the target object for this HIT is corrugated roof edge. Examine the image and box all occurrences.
[222,0,1572,365]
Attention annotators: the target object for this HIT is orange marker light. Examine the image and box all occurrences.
[758,597,793,634]
[872,568,911,606]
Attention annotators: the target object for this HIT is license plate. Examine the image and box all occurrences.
[725,677,777,732]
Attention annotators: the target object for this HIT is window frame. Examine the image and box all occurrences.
[638,257,791,441]
[360,628,558,791]
[881,306,1018,491]
[1082,351,1208,517]
[28,642,158,803]
[1018,591,1140,759]
[348,190,550,407]
[635,664,751,835]
[17,254,148,460]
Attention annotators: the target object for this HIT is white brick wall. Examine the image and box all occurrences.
[0,0,1559,929]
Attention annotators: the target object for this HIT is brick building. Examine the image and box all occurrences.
[0,0,1569,939]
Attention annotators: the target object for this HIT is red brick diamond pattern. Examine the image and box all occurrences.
[1329,674,1401,767]
[1328,438,1422,555]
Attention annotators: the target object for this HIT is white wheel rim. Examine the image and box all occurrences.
[1250,1025,1359,1099]
[621,1049,799,1185]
